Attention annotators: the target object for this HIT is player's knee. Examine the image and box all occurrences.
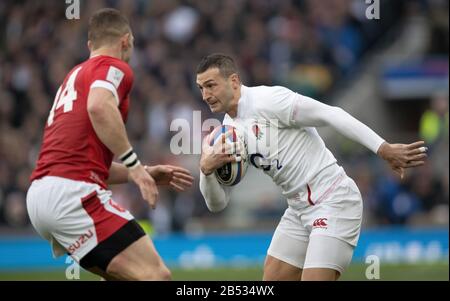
[157,265,172,281]
[301,268,338,281]
[107,260,171,281]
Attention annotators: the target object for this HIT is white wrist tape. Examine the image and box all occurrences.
[119,148,141,169]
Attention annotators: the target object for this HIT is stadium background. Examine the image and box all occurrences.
[0,0,448,280]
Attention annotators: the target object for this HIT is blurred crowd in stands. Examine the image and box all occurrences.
[0,0,448,232]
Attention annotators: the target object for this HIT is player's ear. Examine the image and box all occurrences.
[87,40,93,52]
[230,73,240,89]
[121,33,131,49]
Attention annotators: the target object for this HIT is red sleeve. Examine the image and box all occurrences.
[89,58,133,105]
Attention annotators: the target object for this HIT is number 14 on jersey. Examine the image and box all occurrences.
[47,66,82,126]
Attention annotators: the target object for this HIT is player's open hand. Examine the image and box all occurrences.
[200,134,240,176]
[128,164,159,209]
[144,165,194,192]
[377,141,428,179]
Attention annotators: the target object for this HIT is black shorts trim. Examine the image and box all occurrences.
[79,219,146,272]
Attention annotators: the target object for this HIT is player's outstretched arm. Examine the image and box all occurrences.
[107,162,194,192]
[199,134,236,212]
[291,95,385,153]
[291,95,427,178]
[377,141,427,179]
[144,165,194,192]
[87,88,159,208]
[107,162,130,184]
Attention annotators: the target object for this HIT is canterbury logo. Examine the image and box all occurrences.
[313,218,328,228]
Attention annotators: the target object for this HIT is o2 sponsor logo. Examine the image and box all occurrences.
[249,153,282,171]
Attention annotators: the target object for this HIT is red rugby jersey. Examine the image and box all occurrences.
[31,55,133,188]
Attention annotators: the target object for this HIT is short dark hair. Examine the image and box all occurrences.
[196,53,238,78]
[88,8,131,49]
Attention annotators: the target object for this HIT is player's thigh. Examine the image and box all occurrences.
[106,234,171,281]
[263,255,302,281]
[302,235,354,281]
[264,208,309,281]
[26,178,59,242]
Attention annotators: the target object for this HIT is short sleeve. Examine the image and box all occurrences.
[89,59,133,105]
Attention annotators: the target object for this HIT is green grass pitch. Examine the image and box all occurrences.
[0,262,448,281]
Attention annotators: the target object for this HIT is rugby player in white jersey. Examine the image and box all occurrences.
[196,54,427,281]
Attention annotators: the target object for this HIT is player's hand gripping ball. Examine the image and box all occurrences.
[209,125,248,186]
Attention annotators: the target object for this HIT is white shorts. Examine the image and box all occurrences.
[267,170,363,274]
[26,176,134,262]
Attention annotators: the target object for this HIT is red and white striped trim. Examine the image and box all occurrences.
[90,80,119,105]
[81,191,128,243]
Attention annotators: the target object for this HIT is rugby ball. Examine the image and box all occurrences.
[209,125,248,186]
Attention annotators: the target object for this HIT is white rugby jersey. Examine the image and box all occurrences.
[200,85,385,212]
